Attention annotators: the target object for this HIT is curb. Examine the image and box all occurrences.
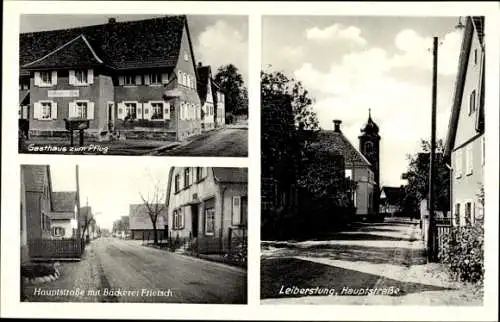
[23,266,61,286]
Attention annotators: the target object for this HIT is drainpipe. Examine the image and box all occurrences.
[445,163,453,225]
[220,186,227,253]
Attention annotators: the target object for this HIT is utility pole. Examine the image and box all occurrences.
[428,36,438,263]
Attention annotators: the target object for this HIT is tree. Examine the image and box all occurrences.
[404,139,450,214]
[214,64,248,119]
[139,184,167,245]
[80,207,95,243]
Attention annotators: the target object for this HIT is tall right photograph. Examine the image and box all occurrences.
[260,15,485,305]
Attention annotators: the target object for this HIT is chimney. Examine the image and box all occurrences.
[108,17,116,24]
[333,119,342,132]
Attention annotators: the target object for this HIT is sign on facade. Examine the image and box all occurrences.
[47,90,79,98]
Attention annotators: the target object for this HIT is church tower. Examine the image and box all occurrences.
[359,109,381,213]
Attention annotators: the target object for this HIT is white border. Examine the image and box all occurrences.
[2,1,499,321]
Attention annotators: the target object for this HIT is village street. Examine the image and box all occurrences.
[153,125,248,157]
[260,217,483,305]
[23,237,247,304]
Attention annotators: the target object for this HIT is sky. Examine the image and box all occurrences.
[263,15,463,187]
[20,14,249,83]
[50,165,171,231]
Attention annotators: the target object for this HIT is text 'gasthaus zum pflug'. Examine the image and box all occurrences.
[33,288,174,297]
[279,285,401,296]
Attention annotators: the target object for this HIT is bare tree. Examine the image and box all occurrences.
[80,207,95,243]
[139,182,167,245]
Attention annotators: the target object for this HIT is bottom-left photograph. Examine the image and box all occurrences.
[20,164,248,304]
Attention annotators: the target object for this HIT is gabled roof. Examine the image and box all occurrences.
[52,191,77,212]
[444,16,485,160]
[20,90,29,105]
[20,15,188,71]
[314,130,371,167]
[22,35,104,69]
[380,186,404,205]
[21,165,51,192]
[129,204,166,230]
[212,168,248,183]
[197,65,212,106]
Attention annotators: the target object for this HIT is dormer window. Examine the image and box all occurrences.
[124,75,136,86]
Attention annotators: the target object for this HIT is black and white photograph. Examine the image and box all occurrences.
[20,164,248,303]
[18,14,248,157]
[261,15,486,305]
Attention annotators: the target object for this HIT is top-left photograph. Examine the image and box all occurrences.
[18,14,248,157]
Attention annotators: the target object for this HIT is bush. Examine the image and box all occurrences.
[438,222,484,284]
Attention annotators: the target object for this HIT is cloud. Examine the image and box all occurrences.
[291,34,457,186]
[306,23,367,47]
[195,20,248,82]
[392,28,462,76]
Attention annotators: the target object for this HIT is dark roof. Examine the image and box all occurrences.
[23,35,103,69]
[52,191,77,212]
[21,165,50,192]
[20,90,30,105]
[20,15,187,71]
[314,130,371,167]
[380,186,404,205]
[47,212,75,220]
[444,16,484,159]
[212,168,248,183]
[197,65,211,106]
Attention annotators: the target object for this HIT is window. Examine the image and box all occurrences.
[474,49,478,65]
[172,209,184,229]
[41,102,52,120]
[174,174,180,193]
[124,75,136,86]
[204,207,215,235]
[125,102,137,119]
[455,150,463,178]
[465,202,472,226]
[196,167,203,182]
[184,51,189,61]
[345,169,352,180]
[40,71,53,85]
[454,203,461,226]
[53,227,65,238]
[75,70,88,84]
[466,145,473,175]
[178,71,183,86]
[76,101,88,119]
[469,90,476,115]
[182,73,187,87]
[365,142,373,154]
[232,196,242,225]
[184,168,191,188]
[19,78,29,90]
[149,73,161,85]
[151,102,163,120]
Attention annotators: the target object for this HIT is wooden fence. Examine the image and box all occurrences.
[436,224,452,257]
[29,238,84,260]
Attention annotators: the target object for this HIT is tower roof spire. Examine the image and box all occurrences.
[361,108,379,134]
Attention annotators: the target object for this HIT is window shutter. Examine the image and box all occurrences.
[51,71,57,85]
[118,76,124,86]
[181,208,185,229]
[161,73,169,84]
[144,74,150,85]
[88,69,94,84]
[87,102,95,120]
[69,70,75,85]
[163,102,170,120]
[137,103,143,119]
[33,102,41,119]
[51,102,58,119]
[68,102,75,118]
[34,72,41,86]
[232,196,241,225]
[117,102,125,120]
[135,75,142,85]
[143,102,151,120]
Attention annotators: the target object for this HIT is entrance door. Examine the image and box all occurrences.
[191,204,199,238]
